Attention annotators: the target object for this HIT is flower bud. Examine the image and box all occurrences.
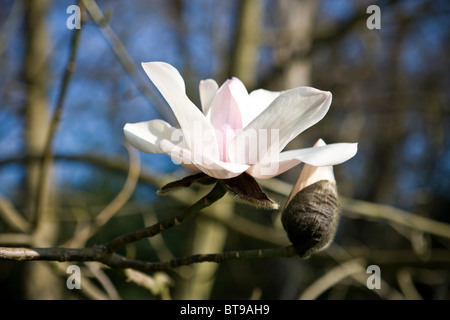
[281,139,340,258]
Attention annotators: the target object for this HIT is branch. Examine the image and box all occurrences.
[0,233,31,245]
[33,4,83,228]
[0,154,165,188]
[119,268,173,299]
[0,0,23,58]
[322,244,404,300]
[340,197,450,240]
[201,208,288,246]
[0,195,30,233]
[81,0,176,125]
[3,242,449,276]
[258,178,450,241]
[298,258,367,300]
[0,246,102,262]
[105,181,228,253]
[84,262,121,300]
[131,246,297,271]
[63,144,141,248]
[5,153,449,242]
[396,268,423,300]
[0,245,296,273]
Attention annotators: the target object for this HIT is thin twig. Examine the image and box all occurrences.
[6,152,450,242]
[340,197,450,240]
[63,144,140,248]
[396,268,423,300]
[120,269,173,299]
[258,178,450,240]
[201,209,288,246]
[81,0,176,125]
[0,1,24,57]
[0,154,165,188]
[298,258,366,300]
[33,4,83,227]
[105,181,228,253]
[4,152,450,242]
[0,233,31,245]
[0,195,30,233]
[84,262,122,300]
[124,246,297,272]
[324,244,404,300]
[49,260,112,300]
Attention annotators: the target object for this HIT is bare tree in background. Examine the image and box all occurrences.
[0,0,449,300]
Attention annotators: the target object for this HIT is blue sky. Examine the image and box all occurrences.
[0,0,449,211]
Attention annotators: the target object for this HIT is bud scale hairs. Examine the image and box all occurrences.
[281,180,340,258]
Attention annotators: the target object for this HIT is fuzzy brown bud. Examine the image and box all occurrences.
[282,179,340,258]
[281,139,340,258]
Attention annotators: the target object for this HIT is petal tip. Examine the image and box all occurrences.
[349,142,359,156]
[314,138,327,147]
[123,122,133,133]
[323,91,332,103]
[141,61,154,69]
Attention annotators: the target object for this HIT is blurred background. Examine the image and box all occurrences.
[0,0,449,300]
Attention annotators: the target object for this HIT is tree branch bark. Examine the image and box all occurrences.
[105,181,228,253]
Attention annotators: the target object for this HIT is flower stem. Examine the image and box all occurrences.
[105,182,228,253]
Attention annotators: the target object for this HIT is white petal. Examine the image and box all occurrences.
[199,79,219,117]
[247,142,358,179]
[286,139,336,204]
[229,87,332,165]
[194,158,250,179]
[123,119,249,179]
[123,120,200,173]
[245,89,283,127]
[279,142,358,167]
[124,120,176,154]
[158,139,248,179]
[287,163,335,205]
[141,62,219,160]
[246,159,302,179]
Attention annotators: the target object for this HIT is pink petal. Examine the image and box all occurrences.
[209,77,247,161]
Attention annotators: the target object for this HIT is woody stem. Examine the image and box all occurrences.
[105,182,228,253]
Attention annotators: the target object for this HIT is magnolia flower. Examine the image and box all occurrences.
[124,62,357,207]
[282,139,340,257]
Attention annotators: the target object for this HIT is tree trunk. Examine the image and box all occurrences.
[23,0,62,300]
